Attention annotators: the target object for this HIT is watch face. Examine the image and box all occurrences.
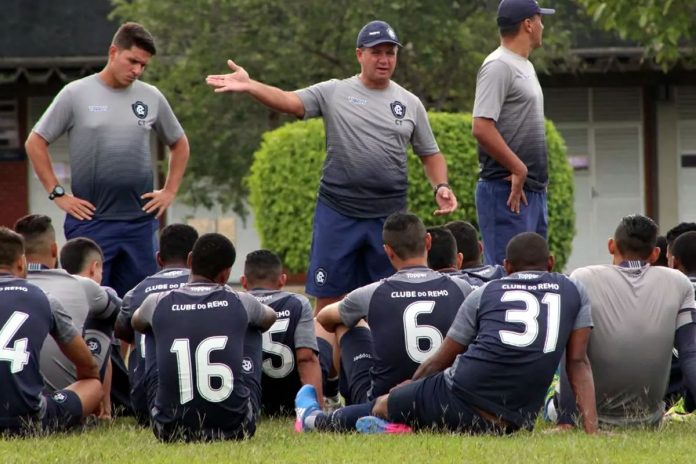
[54,186,65,195]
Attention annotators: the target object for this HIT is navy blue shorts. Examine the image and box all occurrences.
[475,180,548,266]
[387,373,513,434]
[64,216,159,297]
[305,201,394,298]
[0,389,84,436]
[339,327,375,405]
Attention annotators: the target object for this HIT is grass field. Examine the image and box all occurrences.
[1,416,695,463]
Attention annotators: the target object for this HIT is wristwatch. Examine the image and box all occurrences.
[48,185,65,200]
[433,183,450,197]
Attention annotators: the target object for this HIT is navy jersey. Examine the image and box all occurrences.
[0,275,77,425]
[454,264,506,288]
[118,268,190,410]
[249,289,317,414]
[137,283,268,432]
[445,271,592,428]
[340,266,473,398]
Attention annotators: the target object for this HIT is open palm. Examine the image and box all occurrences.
[206,59,250,93]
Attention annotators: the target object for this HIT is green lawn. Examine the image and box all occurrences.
[1,416,695,463]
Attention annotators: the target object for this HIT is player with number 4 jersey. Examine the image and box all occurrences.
[132,233,276,442]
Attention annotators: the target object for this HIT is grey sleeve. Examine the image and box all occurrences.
[47,295,79,344]
[79,277,121,320]
[339,282,379,328]
[676,275,696,330]
[569,277,594,330]
[446,286,484,345]
[410,99,440,156]
[294,79,338,119]
[472,59,512,121]
[135,293,161,330]
[153,88,185,145]
[33,84,74,143]
[451,277,474,300]
[239,292,270,329]
[293,295,319,351]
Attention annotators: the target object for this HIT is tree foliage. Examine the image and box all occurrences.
[109,0,573,214]
[247,113,575,273]
[577,0,696,69]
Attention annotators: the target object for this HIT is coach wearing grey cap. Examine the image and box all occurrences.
[207,20,457,314]
[472,0,555,266]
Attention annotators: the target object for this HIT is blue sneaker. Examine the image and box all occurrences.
[294,385,321,432]
[356,416,412,434]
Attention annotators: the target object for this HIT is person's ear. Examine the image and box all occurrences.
[186,251,193,269]
[156,251,164,268]
[547,255,555,272]
[278,273,288,288]
[647,247,660,265]
[608,238,616,255]
[240,275,249,290]
[503,258,514,275]
[424,233,432,252]
[456,252,464,269]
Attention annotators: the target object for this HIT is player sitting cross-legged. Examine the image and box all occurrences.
[132,233,276,442]
[0,227,103,436]
[295,212,473,431]
[241,249,325,415]
[445,220,506,288]
[296,232,598,435]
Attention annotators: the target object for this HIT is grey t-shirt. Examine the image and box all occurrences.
[296,76,439,218]
[472,46,547,191]
[249,289,318,351]
[33,74,184,220]
[28,269,120,390]
[570,263,696,427]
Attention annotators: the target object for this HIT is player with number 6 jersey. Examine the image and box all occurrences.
[132,233,276,441]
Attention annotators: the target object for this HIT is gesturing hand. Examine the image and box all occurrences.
[434,186,457,216]
[205,60,251,93]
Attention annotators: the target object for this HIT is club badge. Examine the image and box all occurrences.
[390,101,406,119]
[132,101,148,119]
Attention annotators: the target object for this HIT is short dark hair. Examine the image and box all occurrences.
[59,237,103,274]
[444,220,480,263]
[160,224,199,265]
[383,213,427,260]
[653,236,669,267]
[244,249,283,284]
[672,231,696,275]
[190,233,236,281]
[14,214,54,255]
[112,22,156,55]
[666,222,696,252]
[499,21,523,38]
[506,232,549,270]
[614,215,658,260]
[0,227,24,267]
[426,227,458,271]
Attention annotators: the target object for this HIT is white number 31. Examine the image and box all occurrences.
[498,290,561,353]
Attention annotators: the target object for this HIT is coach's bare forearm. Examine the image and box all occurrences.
[471,118,527,176]
[247,80,305,118]
[25,131,61,193]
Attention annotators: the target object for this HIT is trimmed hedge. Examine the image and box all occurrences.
[247,113,575,273]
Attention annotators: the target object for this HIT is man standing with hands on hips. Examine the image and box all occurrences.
[25,22,189,297]
[207,20,457,313]
[472,0,554,266]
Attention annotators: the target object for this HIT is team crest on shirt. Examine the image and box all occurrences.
[86,338,102,355]
[390,101,406,119]
[52,392,67,403]
[131,101,148,119]
[314,268,327,287]
[242,357,254,373]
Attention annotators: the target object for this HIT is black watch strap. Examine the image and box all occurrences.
[49,185,65,200]
[433,183,450,196]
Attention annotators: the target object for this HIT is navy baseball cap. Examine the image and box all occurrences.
[356,20,401,48]
[497,0,555,27]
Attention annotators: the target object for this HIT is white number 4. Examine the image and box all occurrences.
[0,311,31,373]
[499,291,561,353]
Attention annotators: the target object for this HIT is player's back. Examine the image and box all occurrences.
[150,283,253,435]
[367,267,472,397]
[0,276,53,423]
[249,289,314,414]
[446,271,586,428]
[571,263,695,425]
[457,264,506,288]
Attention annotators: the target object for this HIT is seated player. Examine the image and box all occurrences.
[113,224,198,425]
[241,249,324,415]
[0,227,102,436]
[314,213,473,414]
[14,215,120,391]
[426,227,460,273]
[132,233,276,442]
[445,220,505,287]
[666,222,696,267]
[296,232,598,435]
[554,215,696,428]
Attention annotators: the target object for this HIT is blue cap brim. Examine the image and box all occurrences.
[539,8,555,15]
[360,38,402,48]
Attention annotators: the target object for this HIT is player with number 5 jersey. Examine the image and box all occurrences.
[132,233,276,442]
